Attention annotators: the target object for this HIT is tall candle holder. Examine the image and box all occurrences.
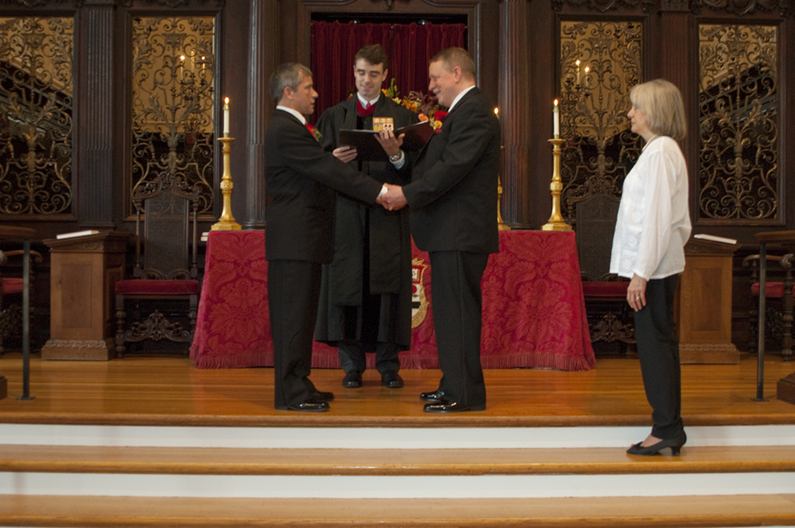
[541,137,572,231]
[211,134,242,231]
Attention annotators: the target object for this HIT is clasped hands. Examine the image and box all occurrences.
[333,129,408,212]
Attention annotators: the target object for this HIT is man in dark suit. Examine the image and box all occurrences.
[314,44,418,390]
[381,47,501,413]
[264,63,387,412]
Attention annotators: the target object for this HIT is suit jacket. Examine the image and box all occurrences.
[402,87,501,254]
[264,109,383,264]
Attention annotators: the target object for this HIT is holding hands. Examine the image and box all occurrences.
[381,183,407,211]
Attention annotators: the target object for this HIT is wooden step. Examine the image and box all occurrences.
[2,444,795,476]
[1,494,794,527]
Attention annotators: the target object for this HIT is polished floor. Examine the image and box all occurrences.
[0,352,794,427]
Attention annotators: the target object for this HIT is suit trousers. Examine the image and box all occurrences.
[633,274,684,440]
[429,250,489,407]
[268,259,322,408]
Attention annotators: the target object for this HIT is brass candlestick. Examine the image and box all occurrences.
[211,135,241,231]
[497,175,510,230]
[541,137,572,231]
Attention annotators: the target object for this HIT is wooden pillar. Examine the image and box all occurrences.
[244,0,280,230]
[77,0,116,229]
[498,0,532,228]
[659,0,696,177]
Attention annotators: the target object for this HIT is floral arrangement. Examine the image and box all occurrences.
[383,78,447,131]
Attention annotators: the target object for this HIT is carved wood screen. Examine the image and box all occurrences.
[558,20,643,219]
[130,15,216,217]
[697,23,779,224]
[0,16,73,218]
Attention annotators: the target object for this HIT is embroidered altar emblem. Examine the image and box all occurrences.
[373,117,394,132]
[411,258,429,329]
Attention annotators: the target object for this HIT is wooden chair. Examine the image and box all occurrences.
[0,245,42,357]
[114,172,201,357]
[743,232,795,361]
[568,192,636,355]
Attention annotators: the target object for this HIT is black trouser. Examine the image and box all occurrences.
[268,259,322,409]
[429,250,489,407]
[633,274,684,440]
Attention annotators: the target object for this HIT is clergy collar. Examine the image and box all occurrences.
[276,105,307,125]
[356,93,380,108]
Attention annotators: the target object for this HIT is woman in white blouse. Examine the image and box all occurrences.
[610,79,692,456]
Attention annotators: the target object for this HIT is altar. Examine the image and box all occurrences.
[190,230,595,371]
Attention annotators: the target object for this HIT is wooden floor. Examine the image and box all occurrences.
[1,352,794,427]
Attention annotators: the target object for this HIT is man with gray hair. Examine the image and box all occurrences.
[264,62,389,412]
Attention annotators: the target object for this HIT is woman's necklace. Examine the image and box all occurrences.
[642,133,660,152]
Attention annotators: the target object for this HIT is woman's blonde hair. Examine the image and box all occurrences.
[629,79,686,141]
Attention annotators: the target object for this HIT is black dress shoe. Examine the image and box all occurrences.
[278,400,330,412]
[424,401,486,413]
[342,371,362,388]
[312,390,334,402]
[627,432,687,456]
[381,371,404,388]
[420,389,446,402]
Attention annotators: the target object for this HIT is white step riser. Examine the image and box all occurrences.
[1,472,794,499]
[2,424,795,448]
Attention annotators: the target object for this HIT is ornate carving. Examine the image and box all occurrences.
[119,0,225,7]
[131,16,216,215]
[552,0,653,13]
[0,16,73,216]
[590,311,637,343]
[122,309,192,343]
[698,24,778,222]
[42,339,111,349]
[692,0,784,16]
[559,21,643,217]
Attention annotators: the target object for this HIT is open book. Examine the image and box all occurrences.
[338,121,434,161]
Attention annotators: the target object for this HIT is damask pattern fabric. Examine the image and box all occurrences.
[191,230,595,371]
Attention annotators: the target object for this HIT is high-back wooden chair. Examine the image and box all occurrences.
[0,245,42,357]
[114,172,201,357]
[567,190,636,355]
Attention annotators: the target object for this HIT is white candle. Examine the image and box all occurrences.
[223,97,230,136]
[584,67,590,89]
[575,60,581,85]
[553,99,560,138]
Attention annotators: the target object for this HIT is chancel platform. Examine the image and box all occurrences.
[0,354,793,427]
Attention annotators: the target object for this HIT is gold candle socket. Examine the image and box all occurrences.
[541,137,572,231]
[211,135,242,231]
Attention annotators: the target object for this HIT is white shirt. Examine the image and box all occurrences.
[357,94,380,108]
[447,84,476,114]
[276,105,306,125]
[610,136,692,281]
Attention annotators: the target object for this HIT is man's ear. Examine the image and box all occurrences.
[283,86,293,101]
[452,66,462,83]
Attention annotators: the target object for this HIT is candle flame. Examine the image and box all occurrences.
[554,99,559,106]
[494,107,499,116]
[225,97,229,104]
[575,59,580,66]
[585,66,590,73]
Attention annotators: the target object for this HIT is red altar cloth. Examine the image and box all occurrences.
[190,230,595,371]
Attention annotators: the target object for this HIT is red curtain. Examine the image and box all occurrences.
[310,21,466,119]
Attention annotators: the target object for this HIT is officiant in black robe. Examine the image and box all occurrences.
[314,44,418,389]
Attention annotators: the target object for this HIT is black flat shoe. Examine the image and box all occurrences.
[627,432,687,456]
[420,389,446,402]
[424,401,486,413]
[312,390,334,402]
[381,371,404,389]
[278,400,330,412]
[342,371,362,388]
